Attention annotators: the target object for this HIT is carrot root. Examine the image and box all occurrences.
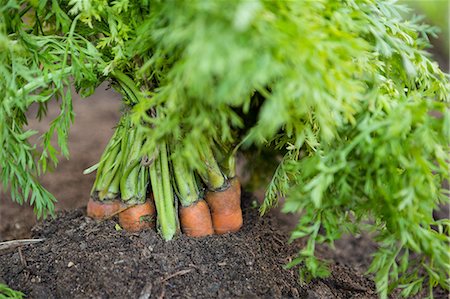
[119,200,156,232]
[205,182,243,234]
[87,198,122,220]
[180,199,214,237]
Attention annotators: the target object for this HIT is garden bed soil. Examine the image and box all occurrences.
[1,197,448,299]
[0,194,380,299]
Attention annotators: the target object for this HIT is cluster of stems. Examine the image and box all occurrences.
[86,112,242,240]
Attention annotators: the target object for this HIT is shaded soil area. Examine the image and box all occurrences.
[1,194,379,299]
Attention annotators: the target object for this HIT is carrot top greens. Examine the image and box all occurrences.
[1,0,449,297]
[0,283,24,299]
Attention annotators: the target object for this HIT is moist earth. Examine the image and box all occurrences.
[1,194,379,299]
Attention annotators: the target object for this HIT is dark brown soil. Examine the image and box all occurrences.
[0,194,379,299]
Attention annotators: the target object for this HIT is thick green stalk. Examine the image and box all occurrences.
[227,154,237,178]
[90,122,123,200]
[89,124,121,184]
[120,165,138,201]
[150,142,178,240]
[17,66,73,97]
[111,70,147,105]
[212,145,238,179]
[119,125,148,204]
[97,117,131,200]
[92,141,120,195]
[120,160,148,204]
[221,152,237,179]
[172,148,199,207]
[104,70,150,204]
[97,153,121,200]
[198,144,226,190]
[103,172,121,200]
[160,142,179,234]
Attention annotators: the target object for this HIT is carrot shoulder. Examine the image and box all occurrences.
[180,199,214,237]
[206,179,242,234]
[199,146,243,234]
[87,198,122,220]
[172,144,213,237]
[118,199,156,231]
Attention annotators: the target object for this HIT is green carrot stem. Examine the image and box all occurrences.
[198,144,226,190]
[172,147,199,207]
[119,124,148,203]
[150,143,178,240]
[91,124,121,184]
[111,70,146,105]
[120,160,148,203]
[97,119,130,199]
[227,154,237,178]
[92,142,119,194]
[221,152,237,179]
[17,66,73,97]
[211,145,225,165]
[91,126,122,199]
[138,166,149,200]
[120,165,138,202]
[212,144,238,179]
[160,142,179,233]
[150,153,172,239]
[130,166,148,204]
[100,171,120,200]
[97,149,122,199]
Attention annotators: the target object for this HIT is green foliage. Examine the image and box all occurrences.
[0,284,24,299]
[1,0,449,297]
[403,0,449,53]
[0,0,101,217]
[126,1,449,297]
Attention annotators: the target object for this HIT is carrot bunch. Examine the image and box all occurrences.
[85,113,242,239]
[85,115,155,231]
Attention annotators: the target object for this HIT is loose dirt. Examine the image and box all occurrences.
[1,194,380,299]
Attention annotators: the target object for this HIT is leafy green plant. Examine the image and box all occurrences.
[0,284,24,299]
[403,0,449,54]
[1,0,449,298]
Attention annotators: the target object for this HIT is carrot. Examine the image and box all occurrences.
[87,198,122,220]
[172,145,213,237]
[179,199,214,237]
[206,181,243,234]
[199,145,243,234]
[118,199,156,231]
